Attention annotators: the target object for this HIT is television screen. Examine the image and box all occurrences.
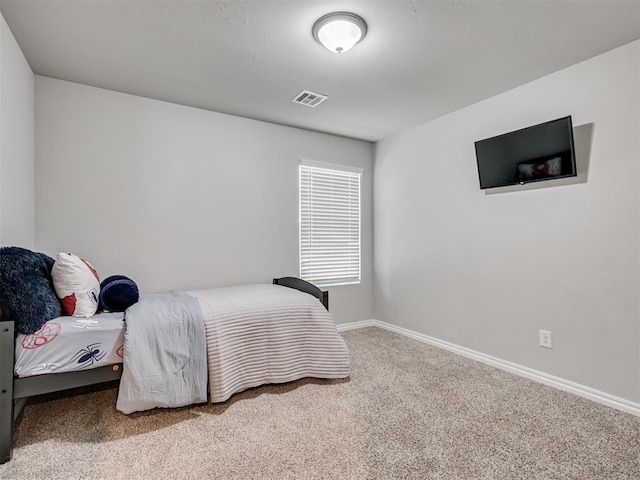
[474,116,577,189]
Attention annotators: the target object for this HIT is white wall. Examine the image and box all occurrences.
[35,77,373,324]
[374,41,640,402]
[0,12,34,247]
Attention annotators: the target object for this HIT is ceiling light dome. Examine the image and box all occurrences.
[312,12,367,54]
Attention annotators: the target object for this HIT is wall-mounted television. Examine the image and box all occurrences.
[474,116,577,189]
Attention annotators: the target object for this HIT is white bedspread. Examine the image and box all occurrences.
[188,284,350,403]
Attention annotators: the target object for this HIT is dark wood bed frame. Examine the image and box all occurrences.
[0,277,328,464]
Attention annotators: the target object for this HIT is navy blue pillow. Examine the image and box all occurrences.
[0,246,62,334]
[99,275,139,312]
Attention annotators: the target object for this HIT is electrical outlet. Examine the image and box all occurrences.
[539,330,552,349]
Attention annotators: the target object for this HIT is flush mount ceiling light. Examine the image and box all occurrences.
[312,12,367,54]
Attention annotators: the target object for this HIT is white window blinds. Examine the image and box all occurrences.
[299,161,362,287]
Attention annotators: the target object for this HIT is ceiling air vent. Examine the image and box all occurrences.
[291,90,328,108]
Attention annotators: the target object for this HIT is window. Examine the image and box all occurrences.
[299,160,362,287]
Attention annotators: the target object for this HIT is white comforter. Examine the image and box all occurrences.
[188,284,350,403]
[116,291,207,414]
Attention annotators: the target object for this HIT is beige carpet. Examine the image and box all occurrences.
[1,327,638,480]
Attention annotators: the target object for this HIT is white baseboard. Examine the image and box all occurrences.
[338,319,640,417]
[336,319,377,332]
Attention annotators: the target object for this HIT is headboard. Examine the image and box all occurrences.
[0,313,14,464]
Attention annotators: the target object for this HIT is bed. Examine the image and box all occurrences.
[0,276,349,464]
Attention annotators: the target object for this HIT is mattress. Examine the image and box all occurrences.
[14,312,125,377]
[188,284,350,403]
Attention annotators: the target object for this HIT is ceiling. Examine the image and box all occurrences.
[1,0,639,142]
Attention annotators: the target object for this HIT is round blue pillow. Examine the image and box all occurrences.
[99,275,139,312]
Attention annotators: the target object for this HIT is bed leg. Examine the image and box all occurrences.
[321,291,329,311]
[0,320,14,464]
